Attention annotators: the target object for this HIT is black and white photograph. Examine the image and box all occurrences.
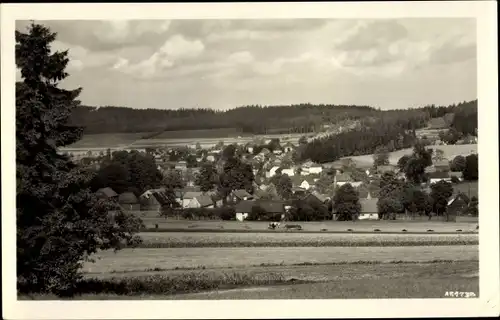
[1,1,499,319]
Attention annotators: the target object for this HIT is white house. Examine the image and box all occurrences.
[186,195,214,209]
[308,165,323,175]
[206,155,215,162]
[429,171,452,184]
[266,166,281,178]
[281,168,295,176]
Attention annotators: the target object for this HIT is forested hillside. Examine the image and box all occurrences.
[69,100,477,137]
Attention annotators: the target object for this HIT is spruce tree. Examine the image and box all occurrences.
[16,22,143,296]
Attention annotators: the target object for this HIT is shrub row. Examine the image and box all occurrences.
[20,272,286,297]
[161,207,235,221]
[132,239,479,248]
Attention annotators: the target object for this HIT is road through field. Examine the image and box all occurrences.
[82,245,478,274]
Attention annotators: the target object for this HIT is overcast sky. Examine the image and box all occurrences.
[16,18,477,110]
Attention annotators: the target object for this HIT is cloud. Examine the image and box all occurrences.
[113,34,204,78]
[428,36,476,65]
[49,40,118,71]
[335,20,408,51]
[228,51,254,64]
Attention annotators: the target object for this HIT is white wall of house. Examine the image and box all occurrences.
[236,212,249,221]
[267,166,280,178]
[336,181,363,188]
[186,198,201,208]
[430,178,451,184]
[206,155,215,162]
[281,168,295,176]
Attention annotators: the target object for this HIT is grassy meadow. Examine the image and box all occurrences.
[66,132,154,149]
[339,143,478,168]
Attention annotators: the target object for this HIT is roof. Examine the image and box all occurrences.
[428,171,451,179]
[234,200,256,213]
[152,189,177,205]
[232,189,252,199]
[118,192,139,204]
[179,191,203,199]
[96,187,118,198]
[194,195,214,207]
[336,173,352,182]
[447,193,470,206]
[311,191,330,203]
[360,198,378,213]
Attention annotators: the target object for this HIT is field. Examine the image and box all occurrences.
[150,128,249,139]
[22,260,479,299]
[82,245,478,274]
[338,143,478,168]
[66,132,154,149]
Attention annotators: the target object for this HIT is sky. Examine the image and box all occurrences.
[15,18,477,110]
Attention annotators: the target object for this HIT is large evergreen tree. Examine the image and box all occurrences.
[16,23,143,296]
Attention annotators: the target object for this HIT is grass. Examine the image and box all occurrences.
[133,232,478,248]
[81,245,478,274]
[338,143,478,168]
[22,260,478,299]
[66,132,154,149]
[148,128,248,140]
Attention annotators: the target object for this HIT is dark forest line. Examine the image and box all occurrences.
[69,100,478,136]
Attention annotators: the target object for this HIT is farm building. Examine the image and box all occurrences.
[447,193,470,216]
[257,200,287,220]
[428,171,451,184]
[186,195,215,209]
[140,188,167,211]
[358,198,379,220]
[96,187,118,200]
[118,192,140,211]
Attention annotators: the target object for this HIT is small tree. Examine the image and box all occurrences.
[432,149,445,162]
[372,146,390,169]
[332,184,361,221]
[450,155,466,172]
[430,180,454,216]
[463,154,478,181]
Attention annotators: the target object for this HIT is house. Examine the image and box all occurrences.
[428,171,451,184]
[228,189,253,203]
[118,192,140,211]
[175,161,188,171]
[434,160,450,172]
[307,165,323,175]
[206,155,216,162]
[267,166,281,178]
[96,187,118,200]
[291,187,307,197]
[281,168,295,177]
[447,193,470,216]
[186,195,215,209]
[376,165,397,174]
[176,190,203,208]
[273,149,283,155]
[335,173,353,187]
[291,176,315,190]
[358,198,379,220]
[234,200,256,221]
[428,117,448,130]
[140,188,169,211]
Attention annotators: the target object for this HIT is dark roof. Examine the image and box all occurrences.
[232,189,252,199]
[96,187,118,198]
[360,198,378,214]
[118,192,139,204]
[151,189,176,205]
[234,200,256,213]
[195,195,214,207]
[428,171,450,179]
[257,200,285,213]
